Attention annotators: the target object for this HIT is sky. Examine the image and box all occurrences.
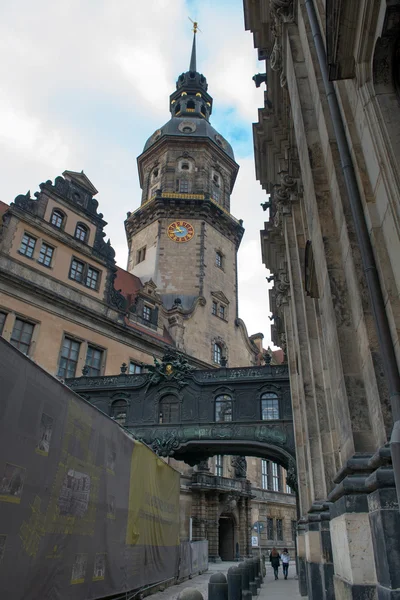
[0,0,275,345]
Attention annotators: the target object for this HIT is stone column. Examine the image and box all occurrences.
[297,519,308,597]
[329,456,377,598]
[246,497,252,556]
[304,503,334,600]
[238,497,247,559]
[367,445,400,599]
[207,492,220,562]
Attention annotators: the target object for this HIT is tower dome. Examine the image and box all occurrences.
[142,27,234,161]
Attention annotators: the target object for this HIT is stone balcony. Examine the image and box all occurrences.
[189,471,252,496]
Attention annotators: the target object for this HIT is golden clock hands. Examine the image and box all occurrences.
[175,226,184,233]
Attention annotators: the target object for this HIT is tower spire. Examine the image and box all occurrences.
[188,18,199,72]
[189,29,197,72]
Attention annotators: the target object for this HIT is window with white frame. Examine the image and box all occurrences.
[75,223,88,243]
[85,266,100,290]
[262,459,268,489]
[69,258,101,291]
[19,233,36,258]
[50,209,65,229]
[143,305,152,322]
[272,462,280,491]
[213,342,222,365]
[69,258,85,283]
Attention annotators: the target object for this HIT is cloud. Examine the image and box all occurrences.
[0,0,275,346]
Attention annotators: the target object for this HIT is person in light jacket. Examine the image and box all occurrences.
[281,548,290,579]
[269,547,281,580]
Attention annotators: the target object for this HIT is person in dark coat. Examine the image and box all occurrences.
[269,547,281,580]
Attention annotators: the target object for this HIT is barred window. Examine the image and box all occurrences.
[19,233,36,258]
[276,519,283,541]
[292,520,297,541]
[69,258,84,283]
[85,345,103,376]
[58,337,80,378]
[38,242,54,267]
[179,179,190,193]
[267,518,274,540]
[10,318,34,355]
[215,251,223,269]
[215,394,232,422]
[261,392,279,420]
[51,209,65,229]
[85,266,99,290]
[75,223,88,242]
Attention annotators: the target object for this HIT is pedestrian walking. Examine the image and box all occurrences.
[281,548,290,579]
[269,547,281,580]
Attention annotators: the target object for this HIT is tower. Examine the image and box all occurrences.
[125,28,257,367]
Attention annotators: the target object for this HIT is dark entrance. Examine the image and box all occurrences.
[218,514,235,561]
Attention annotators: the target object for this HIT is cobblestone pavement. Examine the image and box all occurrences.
[147,562,302,600]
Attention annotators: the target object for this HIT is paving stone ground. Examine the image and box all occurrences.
[147,561,302,600]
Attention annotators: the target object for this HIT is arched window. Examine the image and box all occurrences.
[75,223,89,243]
[261,392,279,420]
[201,105,206,117]
[187,99,195,110]
[159,395,180,423]
[215,394,232,422]
[111,399,128,426]
[51,209,65,229]
[213,342,222,365]
[175,103,181,114]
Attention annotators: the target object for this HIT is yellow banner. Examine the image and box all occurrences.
[126,442,180,547]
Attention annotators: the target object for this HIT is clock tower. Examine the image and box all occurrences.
[125,30,258,367]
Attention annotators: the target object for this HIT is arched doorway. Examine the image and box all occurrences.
[218,513,235,561]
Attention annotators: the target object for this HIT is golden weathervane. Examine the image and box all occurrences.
[188,17,202,34]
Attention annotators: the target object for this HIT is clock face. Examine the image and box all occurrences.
[167,220,195,243]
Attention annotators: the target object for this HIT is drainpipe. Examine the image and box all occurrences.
[304,0,400,506]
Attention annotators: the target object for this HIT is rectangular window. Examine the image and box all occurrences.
[212,301,217,316]
[215,455,223,477]
[19,233,36,258]
[262,459,268,489]
[136,246,146,264]
[143,305,151,321]
[69,258,85,283]
[219,305,225,319]
[291,520,297,542]
[179,179,190,193]
[276,519,283,541]
[58,336,81,378]
[261,394,279,420]
[267,518,274,540]
[215,251,223,269]
[38,242,54,267]
[129,361,142,374]
[10,318,34,355]
[85,266,100,290]
[215,398,232,422]
[272,462,280,492]
[85,345,103,376]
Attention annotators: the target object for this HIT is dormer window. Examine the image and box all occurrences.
[143,305,152,321]
[75,223,88,243]
[51,209,65,229]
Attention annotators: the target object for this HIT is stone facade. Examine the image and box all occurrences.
[244,0,400,597]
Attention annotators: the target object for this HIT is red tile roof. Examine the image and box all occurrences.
[272,349,284,364]
[114,266,142,306]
